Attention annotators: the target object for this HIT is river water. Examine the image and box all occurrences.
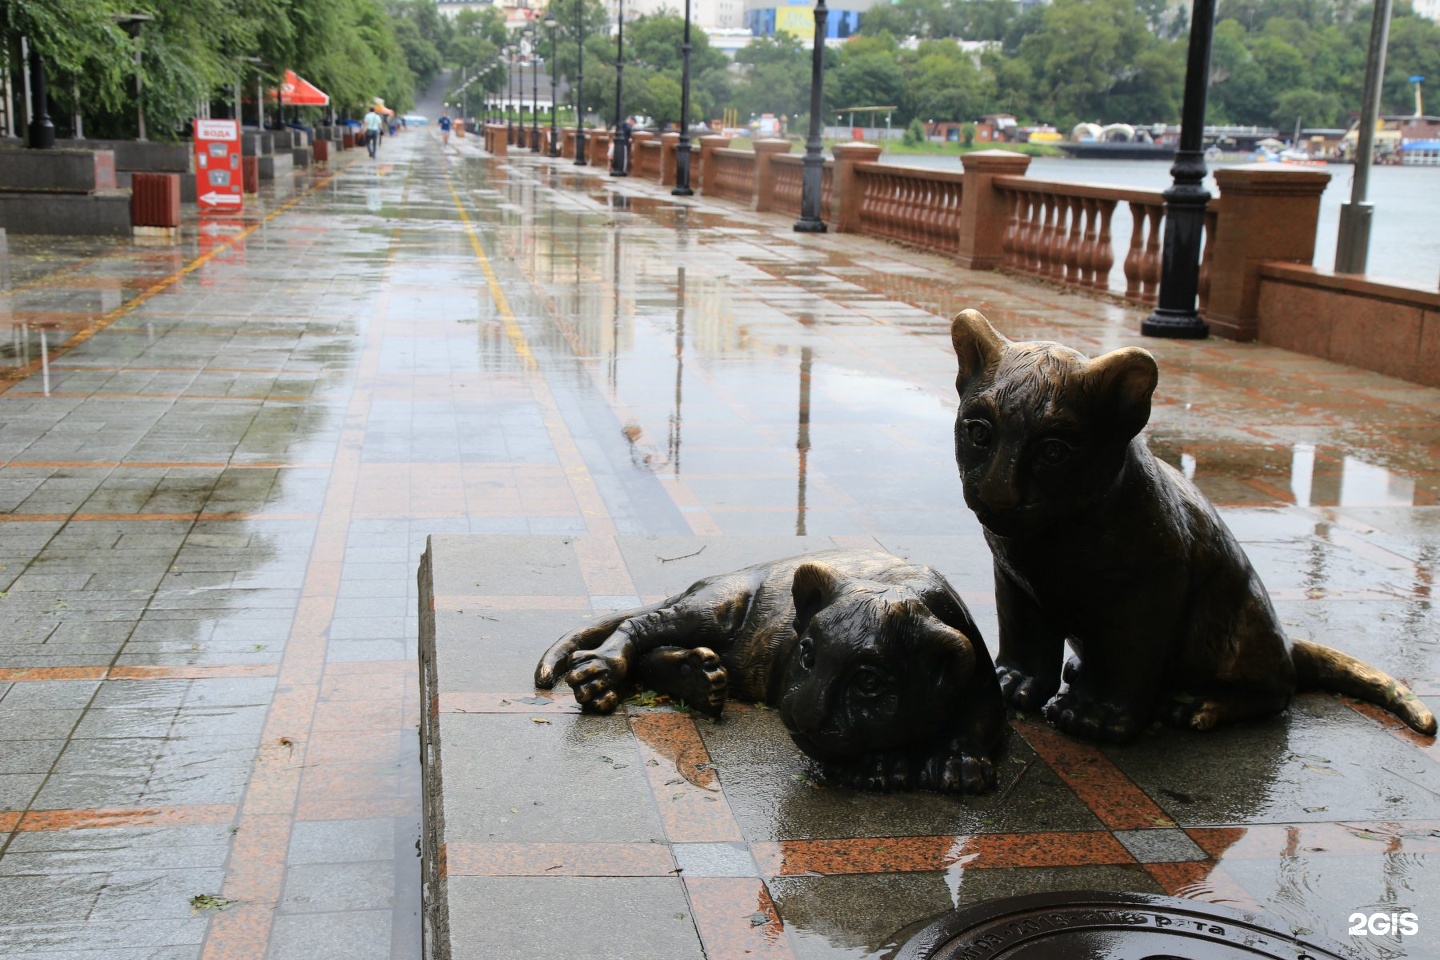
[880,153,1440,292]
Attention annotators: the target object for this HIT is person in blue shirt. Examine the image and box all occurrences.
[439,113,452,147]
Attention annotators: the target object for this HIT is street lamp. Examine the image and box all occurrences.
[1334,0,1395,275]
[114,13,155,141]
[574,0,587,165]
[24,40,55,149]
[1140,0,1216,338]
[545,12,560,156]
[672,0,694,195]
[610,0,627,176]
[794,0,829,232]
[506,40,516,145]
[528,24,542,152]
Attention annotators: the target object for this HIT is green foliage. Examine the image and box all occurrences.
[0,0,428,140]
[902,117,925,145]
[732,34,821,125]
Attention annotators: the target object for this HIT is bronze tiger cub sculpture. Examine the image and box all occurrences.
[535,549,1008,793]
[950,308,1436,743]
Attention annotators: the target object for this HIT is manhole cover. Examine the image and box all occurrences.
[896,891,1361,959]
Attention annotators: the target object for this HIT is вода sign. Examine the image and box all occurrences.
[193,118,243,212]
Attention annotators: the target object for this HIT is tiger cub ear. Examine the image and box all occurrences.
[792,562,846,636]
[950,309,1008,397]
[1085,347,1158,441]
[912,615,976,685]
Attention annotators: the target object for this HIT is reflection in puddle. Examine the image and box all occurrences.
[1291,444,1416,508]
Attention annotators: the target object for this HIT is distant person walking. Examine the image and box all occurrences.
[438,112,452,148]
[363,106,383,158]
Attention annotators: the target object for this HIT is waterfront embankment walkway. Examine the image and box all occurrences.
[0,115,1437,960]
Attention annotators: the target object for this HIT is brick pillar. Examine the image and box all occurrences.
[697,135,731,196]
[752,138,794,212]
[562,128,575,159]
[1206,164,1331,341]
[957,149,1032,270]
[830,141,883,232]
[588,130,612,167]
[631,131,656,178]
[660,132,679,186]
[490,124,508,157]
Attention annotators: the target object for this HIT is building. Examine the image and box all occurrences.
[601,0,746,31]
[744,0,887,40]
[437,0,497,16]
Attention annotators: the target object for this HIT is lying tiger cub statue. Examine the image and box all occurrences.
[535,549,1009,794]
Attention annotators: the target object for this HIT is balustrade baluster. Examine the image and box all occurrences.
[907,177,922,247]
[1063,197,1084,285]
[1023,193,1041,273]
[1051,193,1068,278]
[1092,200,1115,292]
[1198,206,1217,314]
[1002,189,1020,268]
[1031,195,1054,277]
[1142,204,1164,300]
[1077,197,1097,287]
[1123,204,1147,300]
[889,173,903,242]
[892,174,906,244]
[910,177,926,247]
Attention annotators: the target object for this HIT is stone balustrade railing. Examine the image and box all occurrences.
[993,177,1195,306]
[491,137,1432,387]
[766,154,833,223]
[855,162,964,255]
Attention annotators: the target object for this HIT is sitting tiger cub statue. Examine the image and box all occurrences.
[535,549,1008,794]
[950,308,1436,743]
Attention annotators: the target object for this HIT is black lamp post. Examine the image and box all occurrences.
[114,14,155,142]
[25,41,55,149]
[506,41,516,145]
[794,0,829,232]
[529,26,542,152]
[546,12,560,156]
[672,0,694,196]
[1140,0,1217,339]
[610,0,627,176]
[574,0,587,165]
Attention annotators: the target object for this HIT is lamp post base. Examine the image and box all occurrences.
[793,218,827,234]
[1141,307,1210,340]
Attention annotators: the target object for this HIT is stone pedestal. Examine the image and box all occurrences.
[752,138,794,212]
[1206,164,1331,341]
[697,135,732,196]
[830,141,883,232]
[957,150,1032,270]
[660,132,680,186]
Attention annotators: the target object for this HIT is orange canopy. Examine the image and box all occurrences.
[268,70,330,107]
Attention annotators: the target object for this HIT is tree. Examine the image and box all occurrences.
[732,34,812,123]
[904,41,996,125]
[833,34,903,122]
[1013,0,1155,128]
[447,6,507,104]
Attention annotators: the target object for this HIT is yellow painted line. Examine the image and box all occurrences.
[440,167,536,370]
[0,154,362,394]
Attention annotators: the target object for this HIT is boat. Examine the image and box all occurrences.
[1400,140,1440,165]
[1058,122,1176,160]
[1056,141,1177,159]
